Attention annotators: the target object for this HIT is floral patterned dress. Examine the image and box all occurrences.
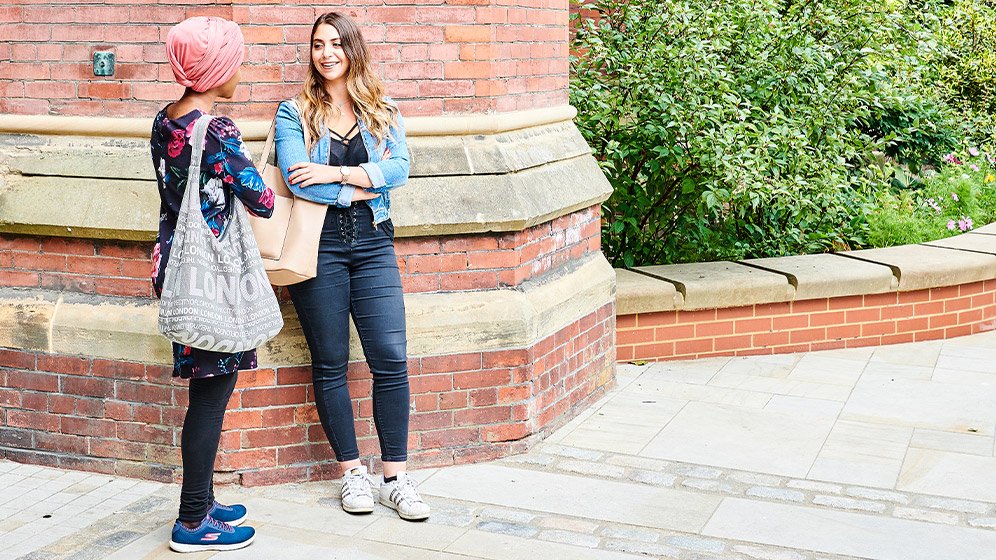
[150,107,275,379]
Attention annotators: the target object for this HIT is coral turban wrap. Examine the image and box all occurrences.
[166,17,245,93]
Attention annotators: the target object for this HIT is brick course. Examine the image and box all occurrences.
[0,205,600,298]
[0,0,569,119]
[617,282,996,362]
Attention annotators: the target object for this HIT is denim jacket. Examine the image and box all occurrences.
[273,98,410,225]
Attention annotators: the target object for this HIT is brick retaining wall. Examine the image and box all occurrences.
[617,280,996,362]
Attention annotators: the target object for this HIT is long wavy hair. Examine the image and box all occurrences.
[297,12,398,151]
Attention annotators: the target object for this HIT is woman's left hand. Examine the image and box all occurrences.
[287,162,335,188]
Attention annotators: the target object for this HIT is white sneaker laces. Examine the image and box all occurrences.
[396,476,424,505]
[343,471,373,498]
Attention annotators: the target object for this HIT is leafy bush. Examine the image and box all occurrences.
[868,148,996,246]
[571,0,938,267]
[934,0,996,140]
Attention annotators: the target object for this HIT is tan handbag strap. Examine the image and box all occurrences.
[259,118,276,167]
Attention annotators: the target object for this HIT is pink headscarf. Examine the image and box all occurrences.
[166,17,245,93]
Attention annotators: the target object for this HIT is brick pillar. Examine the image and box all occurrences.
[0,1,615,485]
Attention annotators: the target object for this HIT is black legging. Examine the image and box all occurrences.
[178,372,238,523]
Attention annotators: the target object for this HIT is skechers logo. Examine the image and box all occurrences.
[202,533,221,541]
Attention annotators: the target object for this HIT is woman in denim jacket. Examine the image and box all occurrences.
[274,11,429,521]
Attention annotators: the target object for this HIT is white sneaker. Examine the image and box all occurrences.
[379,472,430,521]
[339,466,375,514]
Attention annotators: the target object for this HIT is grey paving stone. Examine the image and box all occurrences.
[676,466,724,479]
[629,470,678,487]
[728,472,784,486]
[537,517,601,533]
[666,534,726,553]
[746,487,806,503]
[968,517,996,529]
[604,538,681,557]
[733,545,809,560]
[915,496,991,514]
[786,480,843,494]
[844,487,910,505]
[812,495,886,513]
[539,444,604,461]
[557,460,625,478]
[476,520,539,539]
[892,506,959,525]
[605,455,672,471]
[599,526,660,543]
[428,511,477,527]
[502,453,556,467]
[682,479,739,494]
[537,529,600,548]
[479,507,536,524]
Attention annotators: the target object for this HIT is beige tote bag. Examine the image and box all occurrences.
[249,106,327,286]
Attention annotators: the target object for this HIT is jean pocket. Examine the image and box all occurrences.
[380,219,395,241]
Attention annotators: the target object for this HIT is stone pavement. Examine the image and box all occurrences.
[5,331,996,559]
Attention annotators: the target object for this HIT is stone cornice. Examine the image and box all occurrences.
[0,255,614,366]
[0,106,578,140]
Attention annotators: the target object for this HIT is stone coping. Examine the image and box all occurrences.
[617,232,996,314]
[0,106,578,140]
[0,119,610,241]
[0,254,614,366]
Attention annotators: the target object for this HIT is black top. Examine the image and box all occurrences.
[329,122,368,169]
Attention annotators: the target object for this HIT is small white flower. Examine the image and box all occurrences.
[203,177,225,207]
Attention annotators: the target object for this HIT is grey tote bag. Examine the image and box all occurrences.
[158,115,283,353]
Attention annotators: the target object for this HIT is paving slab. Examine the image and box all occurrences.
[743,253,897,300]
[641,401,838,478]
[635,261,793,310]
[898,448,996,502]
[841,377,996,436]
[417,464,722,533]
[702,498,996,560]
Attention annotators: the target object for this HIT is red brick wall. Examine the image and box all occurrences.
[0,302,614,484]
[617,282,996,362]
[0,205,600,298]
[0,1,570,119]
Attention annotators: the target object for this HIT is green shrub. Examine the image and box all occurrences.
[868,149,996,246]
[935,1,996,128]
[571,0,938,267]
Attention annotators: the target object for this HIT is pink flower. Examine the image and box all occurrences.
[959,218,969,232]
[166,129,186,158]
[944,153,963,165]
[966,216,974,229]
[150,242,162,278]
[971,164,980,172]
[969,147,980,157]
[259,187,275,209]
[952,192,959,201]
[948,220,957,231]
[214,162,223,174]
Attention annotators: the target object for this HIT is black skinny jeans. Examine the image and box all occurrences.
[178,372,238,523]
[288,203,410,463]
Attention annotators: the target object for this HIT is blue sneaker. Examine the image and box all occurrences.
[169,516,255,553]
[208,501,248,526]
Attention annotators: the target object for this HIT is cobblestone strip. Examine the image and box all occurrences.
[502,444,996,531]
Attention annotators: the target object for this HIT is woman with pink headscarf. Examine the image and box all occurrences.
[150,16,273,553]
